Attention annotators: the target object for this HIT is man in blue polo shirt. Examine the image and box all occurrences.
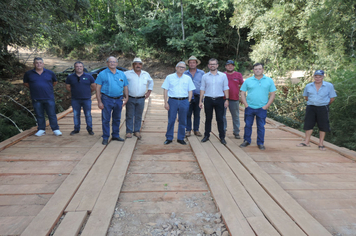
[162,61,196,145]
[66,61,96,136]
[296,70,337,151]
[240,63,276,150]
[23,57,62,137]
[95,56,129,145]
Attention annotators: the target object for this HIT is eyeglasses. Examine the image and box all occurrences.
[208,64,217,66]
[177,66,186,69]
[108,61,117,64]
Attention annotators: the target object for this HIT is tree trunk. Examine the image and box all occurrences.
[181,0,185,40]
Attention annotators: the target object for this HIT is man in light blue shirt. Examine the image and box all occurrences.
[96,56,129,145]
[297,70,337,151]
[124,57,154,139]
[184,56,205,137]
[199,58,229,145]
[240,63,276,150]
[162,61,196,145]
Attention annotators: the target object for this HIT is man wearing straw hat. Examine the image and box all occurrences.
[124,58,154,139]
[184,56,205,137]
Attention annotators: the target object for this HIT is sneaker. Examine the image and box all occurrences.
[185,131,191,137]
[35,130,46,137]
[53,130,62,136]
[70,130,79,135]
[239,141,250,148]
[102,139,108,145]
[234,134,241,139]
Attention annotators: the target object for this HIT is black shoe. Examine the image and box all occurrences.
[258,144,266,150]
[220,139,227,145]
[239,141,250,148]
[164,140,172,145]
[177,139,187,145]
[112,137,124,142]
[70,130,79,135]
[102,139,108,145]
[201,136,209,142]
[88,130,94,135]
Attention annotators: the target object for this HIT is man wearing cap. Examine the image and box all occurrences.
[199,58,229,145]
[66,61,96,136]
[23,57,62,137]
[96,56,129,145]
[124,58,154,139]
[223,60,244,139]
[239,63,276,150]
[297,70,337,151]
[184,56,205,137]
[162,61,196,145]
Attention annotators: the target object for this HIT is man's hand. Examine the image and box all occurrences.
[164,102,169,110]
[199,102,203,109]
[122,97,128,106]
[98,102,104,110]
[145,90,152,99]
[224,100,229,108]
[262,105,268,110]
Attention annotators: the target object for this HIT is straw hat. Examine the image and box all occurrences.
[185,56,201,65]
[132,57,143,65]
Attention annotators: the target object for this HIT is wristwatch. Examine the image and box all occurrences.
[225,98,229,100]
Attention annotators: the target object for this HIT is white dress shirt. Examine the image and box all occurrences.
[200,71,229,97]
[124,70,154,97]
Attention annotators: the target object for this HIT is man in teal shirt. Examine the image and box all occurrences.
[240,63,276,150]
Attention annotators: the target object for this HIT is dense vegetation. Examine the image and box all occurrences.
[0,0,355,149]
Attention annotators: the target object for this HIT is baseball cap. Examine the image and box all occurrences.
[314,70,324,76]
[225,60,235,66]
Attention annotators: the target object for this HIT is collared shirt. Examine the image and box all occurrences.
[23,68,57,100]
[240,74,277,109]
[95,68,128,97]
[66,72,95,99]
[124,69,154,97]
[303,81,337,106]
[161,73,196,97]
[200,71,229,97]
[224,71,244,100]
[184,69,205,95]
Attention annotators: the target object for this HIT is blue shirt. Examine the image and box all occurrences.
[161,73,196,97]
[23,68,57,100]
[66,72,95,99]
[95,68,128,97]
[184,69,205,95]
[240,75,277,109]
[200,71,229,97]
[303,81,337,106]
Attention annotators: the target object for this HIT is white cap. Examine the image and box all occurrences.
[132,57,143,64]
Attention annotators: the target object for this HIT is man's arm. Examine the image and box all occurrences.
[145,90,152,99]
[123,86,129,106]
[199,90,205,109]
[65,84,71,92]
[163,89,169,110]
[53,82,58,86]
[304,96,308,101]
[96,84,104,110]
[224,89,229,108]
[188,90,193,103]
[262,91,276,110]
[240,91,248,108]
[24,83,29,88]
[329,97,335,105]
[90,83,96,92]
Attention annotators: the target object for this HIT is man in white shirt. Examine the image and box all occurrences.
[124,58,154,139]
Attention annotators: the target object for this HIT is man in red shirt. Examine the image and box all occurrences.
[224,60,244,139]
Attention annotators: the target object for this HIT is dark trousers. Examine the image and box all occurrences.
[204,97,225,139]
[186,95,201,132]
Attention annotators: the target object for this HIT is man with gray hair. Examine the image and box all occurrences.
[124,57,154,139]
[162,61,196,145]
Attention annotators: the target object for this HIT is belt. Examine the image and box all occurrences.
[101,93,122,99]
[129,95,145,99]
[169,97,188,100]
[194,94,200,97]
[205,96,224,100]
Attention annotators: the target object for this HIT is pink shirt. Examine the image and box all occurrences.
[224,71,244,100]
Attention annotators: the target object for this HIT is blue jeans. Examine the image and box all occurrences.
[243,107,267,145]
[223,100,240,135]
[32,99,59,131]
[71,99,92,131]
[126,97,145,133]
[166,98,189,141]
[101,94,123,140]
[186,95,201,132]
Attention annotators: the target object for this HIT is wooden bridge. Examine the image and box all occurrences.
[1,79,355,236]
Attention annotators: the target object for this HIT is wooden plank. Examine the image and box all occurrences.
[20,139,105,236]
[222,135,332,236]
[188,136,255,236]
[286,190,356,199]
[0,183,60,194]
[65,141,124,212]
[0,161,78,174]
[0,174,67,185]
[0,216,35,236]
[128,161,201,174]
[246,216,281,236]
[53,211,87,236]
[208,135,305,236]
[0,194,51,206]
[0,205,43,217]
[80,138,137,236]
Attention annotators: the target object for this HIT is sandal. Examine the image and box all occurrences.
[319,146,326,151]
[296,143,310,147]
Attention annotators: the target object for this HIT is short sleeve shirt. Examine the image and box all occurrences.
[303,81,337,106]
[124,70,154,97]
[184,69,205,95]
[23,68,57,100]
[240,75,277,109]
[65,72,95,99]
[224,71,244,100]
[95,68,128,97]
[161,73,196,97]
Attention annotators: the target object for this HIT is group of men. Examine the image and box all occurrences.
[24,56,336,151]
